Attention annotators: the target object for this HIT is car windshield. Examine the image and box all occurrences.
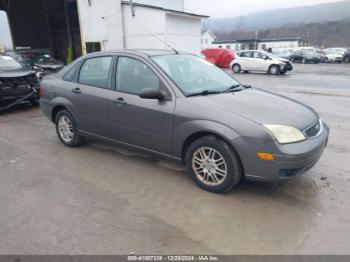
[151,55,240,96]
[303,50,315,55]
[0,55,22,68]
[263,51,280,59]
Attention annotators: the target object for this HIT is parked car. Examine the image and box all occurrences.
[5,50,64,75]
[343,49,350,63]
[273,49,293,60]
[325,47,347,56]
[39,50,329,193]
[230,50,293,75]
[289,50,321,64]
[0,54,39,111]
[201,48,236,68]
[315,49,328,63]
[316,50,343,63]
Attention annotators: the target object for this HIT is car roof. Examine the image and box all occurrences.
[83,49,188,59]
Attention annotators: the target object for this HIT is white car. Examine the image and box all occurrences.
[325,48,347,56]
[324,50,343,63]
[230,50,293,75]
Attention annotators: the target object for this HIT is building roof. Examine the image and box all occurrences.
[121,1,209,18]
[213,37,304,44]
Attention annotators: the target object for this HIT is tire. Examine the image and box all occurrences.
[30,99,40,106]
[290,57,295,63]
[324,58,329,63]
[232,64,241,73]
[55,109,85,147]
[302,58,306,64]
[185,136,242,193]
[268,65,279,75]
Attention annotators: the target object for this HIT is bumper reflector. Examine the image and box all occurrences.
[257,152,275,161]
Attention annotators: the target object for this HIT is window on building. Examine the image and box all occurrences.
[85,42,101,53]
[205,39,208,44]
[116,57,160,95]
[79,56,112,88]
[226,45,231,49]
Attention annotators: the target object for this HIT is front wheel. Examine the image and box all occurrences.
[268,65,279,75]
[232,64,241,73]
[185,136,242,193]
[55,110,85,147]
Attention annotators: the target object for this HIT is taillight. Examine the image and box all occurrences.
[39,87,44,97]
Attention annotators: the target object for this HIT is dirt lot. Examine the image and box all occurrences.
[0,63,350,255]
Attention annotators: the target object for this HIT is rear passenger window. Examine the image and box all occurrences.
[63,62,81,82]
[79,56,112,88]
[116,57,160,94]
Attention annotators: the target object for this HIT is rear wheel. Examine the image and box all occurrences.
[268,65,279,75]
[55,110,85,147]
[232,64,241,73]
[185,136,242,193]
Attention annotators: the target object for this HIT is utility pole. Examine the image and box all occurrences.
[130,0,135,17]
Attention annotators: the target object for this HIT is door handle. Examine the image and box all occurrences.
[113,97,127,105]
[72,87,82,94]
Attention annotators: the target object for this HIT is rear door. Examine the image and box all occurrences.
[237,51,254,70]
[108,55,175,155]
[70,56,113,137]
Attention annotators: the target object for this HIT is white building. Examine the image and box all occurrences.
[0,0,208,61]
[201,30,216,49]
[212,38,309,51]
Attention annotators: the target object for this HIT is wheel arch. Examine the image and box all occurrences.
[50,97,77,123]
[180,131,245,175]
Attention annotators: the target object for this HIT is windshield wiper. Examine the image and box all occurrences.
[223,84,243,93]
[187,90,222,97]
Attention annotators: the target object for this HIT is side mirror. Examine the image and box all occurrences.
[139,87,165,100]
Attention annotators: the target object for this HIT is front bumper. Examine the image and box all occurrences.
[231,122,329,181]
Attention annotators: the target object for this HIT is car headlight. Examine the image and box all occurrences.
[263,125,305,144]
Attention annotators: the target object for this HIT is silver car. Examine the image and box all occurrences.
[40,50,329,193]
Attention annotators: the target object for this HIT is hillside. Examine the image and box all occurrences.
[214,20,350,48]
[203,0,350,32]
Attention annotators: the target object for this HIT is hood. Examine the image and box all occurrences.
[191,88,318,130]
[278,58,290,63]
[34,62,64,70]
[0,67,36,78]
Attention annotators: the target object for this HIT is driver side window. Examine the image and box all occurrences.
[116,57,160,95]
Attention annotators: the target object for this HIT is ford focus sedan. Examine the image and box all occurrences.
[40,50,329,193]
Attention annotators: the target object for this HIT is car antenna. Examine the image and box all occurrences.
[131,16,180,54]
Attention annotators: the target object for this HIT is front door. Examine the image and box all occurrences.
[109,56,175,155]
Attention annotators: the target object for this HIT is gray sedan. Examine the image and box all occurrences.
[40,50,329,193]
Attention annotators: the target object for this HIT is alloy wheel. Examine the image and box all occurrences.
[192,147,227,187]
[58,115,74,143]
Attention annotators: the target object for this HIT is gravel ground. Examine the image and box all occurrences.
[0,63,349,255]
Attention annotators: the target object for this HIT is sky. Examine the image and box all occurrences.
[185,0,343,18]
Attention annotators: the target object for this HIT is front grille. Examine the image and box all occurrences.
[0,75,37,94]
[304,120,322,138]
